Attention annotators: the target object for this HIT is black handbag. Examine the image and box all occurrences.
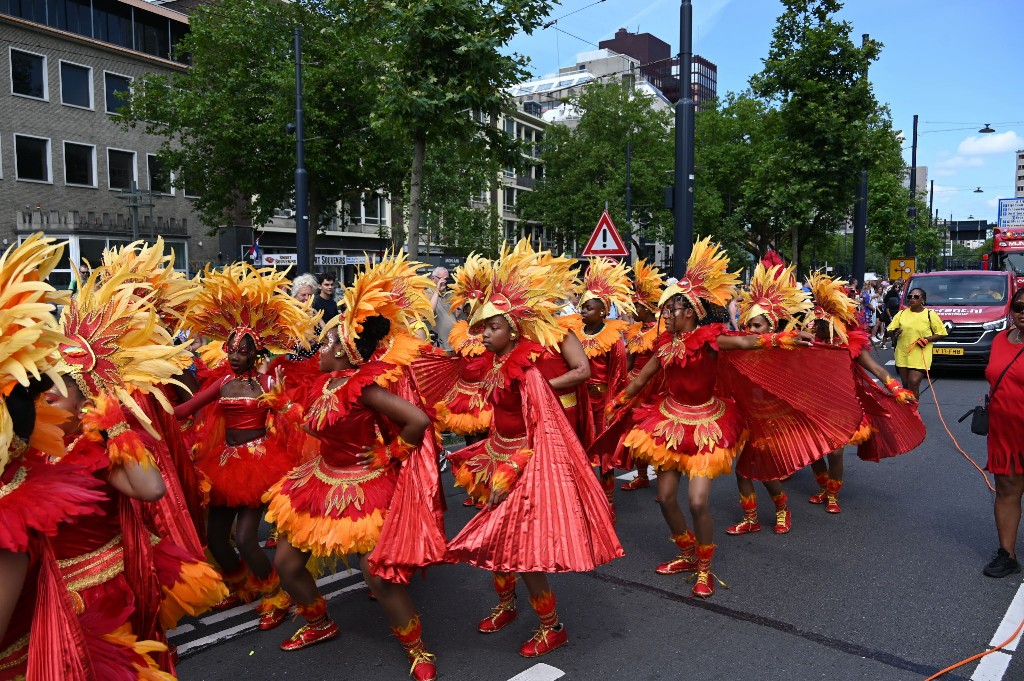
[959,340,1024,436]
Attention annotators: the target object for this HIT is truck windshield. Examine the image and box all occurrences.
[907,274,1007,306]
[1004,253,1024,275]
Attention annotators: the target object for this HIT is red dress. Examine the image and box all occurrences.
[623,325,745,478]
[986,330,1024,475]
[626,321,659,381]
[446,340,623,573]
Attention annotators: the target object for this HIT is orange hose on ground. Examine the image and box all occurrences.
[923,616,1024,680]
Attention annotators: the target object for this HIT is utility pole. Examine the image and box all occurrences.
[672,0,695,278]
[905,114,919,257]
[293,27,311,275]
[850,33,870,287]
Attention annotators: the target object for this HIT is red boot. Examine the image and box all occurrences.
[280,597,338,651]
[655,530,697,574]
[809,471,829,504]
[213,562,257,611]
[255,571,291,630]
[519,591,568,658]
[621,470,650,491]
[725,493,760,535]
[825,479,843,514]
[393,615,437,681]
[478,572,518,633]
[772,492,791,534]
[690,544,725,599]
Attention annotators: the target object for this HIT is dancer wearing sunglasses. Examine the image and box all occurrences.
[888,287,947,399]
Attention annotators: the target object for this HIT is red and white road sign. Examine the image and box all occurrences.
[581,210,629,258]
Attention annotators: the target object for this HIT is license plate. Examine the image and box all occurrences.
[933,347,964,356]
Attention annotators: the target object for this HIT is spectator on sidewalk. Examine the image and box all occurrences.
[311,272,339,323]
[429,267,454,350]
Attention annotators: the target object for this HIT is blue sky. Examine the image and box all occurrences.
[507,0,1024,225]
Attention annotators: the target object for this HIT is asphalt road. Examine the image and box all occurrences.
[174,346,1024,681]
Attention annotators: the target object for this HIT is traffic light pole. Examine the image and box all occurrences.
[672,0,695,278]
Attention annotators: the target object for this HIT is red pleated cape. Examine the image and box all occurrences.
[446,366,624,573]
[853,365,926,462]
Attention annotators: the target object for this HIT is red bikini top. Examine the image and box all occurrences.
[220,396,270,430]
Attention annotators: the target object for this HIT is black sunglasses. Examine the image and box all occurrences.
[908,294,923,299]
[1012,301,1024,314]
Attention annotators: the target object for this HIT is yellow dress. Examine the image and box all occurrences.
[888,308,947,370]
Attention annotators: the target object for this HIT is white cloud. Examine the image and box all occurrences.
[935,155,984,170]
[988,199,1000,208]
[615,0,736,42]
[930,183,959,205]
[957,130,1024,156]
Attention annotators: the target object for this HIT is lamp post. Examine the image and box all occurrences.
[672,0,695,278]
[293,27,310,275]
[905,114,918,258]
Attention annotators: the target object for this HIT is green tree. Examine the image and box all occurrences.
[516,82,675,255]
[748,0,882,270]
[370,0,553,256]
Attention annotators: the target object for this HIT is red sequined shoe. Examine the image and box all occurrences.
[405,648,437,681]
[462,497,477,507]
[689,544,725,599]
[825,479,843,514]
[264,535,278,549]
[477,600,518,633]
[808,471,829,504]
[621,476,650,491]
[279,618,339,651]
[773,507,792,534]
[211,591,247,611]
[519,623,568,658]
[655,531,697,574]
[258,605,291,630]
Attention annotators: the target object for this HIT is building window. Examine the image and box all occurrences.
[104,72,132,114]
[60,61,92,108]
[147,155,171,194]
[363,194,387,225]
[64,142,96,186]
[92,0,133,50]
[107,148,136,189]
[10,49,47,100]
[14,135,50,182]
[503,187,516,212]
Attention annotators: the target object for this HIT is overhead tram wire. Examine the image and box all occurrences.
[540,0,607,29]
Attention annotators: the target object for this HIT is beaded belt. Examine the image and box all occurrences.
[587,383,608,398]
[220,436,268,466]
[0,466,28,500]
[558,392,578,409]
[57,534,124,614]
[485,431,528,462]
[0,633,28,673]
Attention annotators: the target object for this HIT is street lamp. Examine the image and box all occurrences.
[979,123,996,134]
[974,187,984,193]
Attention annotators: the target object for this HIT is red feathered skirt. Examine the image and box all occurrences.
[624,394,746,479]
[263,457,399,558]
[152,537,227,630]
[197,435,295,508]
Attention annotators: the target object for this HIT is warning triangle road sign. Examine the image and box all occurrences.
[581,210,629,258]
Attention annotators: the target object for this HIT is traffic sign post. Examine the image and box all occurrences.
[997,198,1024,228]
[581,210,630,258]
[889,257,916,281]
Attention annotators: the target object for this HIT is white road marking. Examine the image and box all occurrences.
[507,663,566,681]
[885,360,895,366]
[167,624,194,636]
[617,466,656,481]
[969,581,1024,680]
[175,619,257,656]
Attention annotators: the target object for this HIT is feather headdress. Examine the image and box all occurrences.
[0,235,71,471]
[370,251,435,335]
[737,262,812,332]
[96,238,197,330]
[578,257,636,317]
[658,237,740,319]
[806,272,859,344]
[183,263,319,355]
[57,263,192,443]
[469,240,565,350]
[448,254,492,318]
[631,259,665,313]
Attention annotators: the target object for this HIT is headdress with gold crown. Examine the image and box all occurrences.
[323,252,434,367]
[448,253,492,318]
[182,262,319,357]
[57,260,193,463]
[737,262,812,332]
[469,240,565,350]
[578,257,636,317]
[657,237,740,319]
[96,237,198,331]
[0,235,72,470]
[631,259,665,313]
[805,272,859,344]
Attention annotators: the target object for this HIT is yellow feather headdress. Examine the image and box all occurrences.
[578,257,636,317]
[631,259,665,313]
[448,254,492,318]
[658,237,740,319]
[806,272,859,344]
[96,237,198,331]
[322,252,434,367]
[0,235,71,472]
[57,264,193,437]
[469,240,565,350]
[737,263,812,332]
[183,263,319,355]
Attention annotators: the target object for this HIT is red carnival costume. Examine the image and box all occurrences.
[441,243,623,658]
[264,255,445,681]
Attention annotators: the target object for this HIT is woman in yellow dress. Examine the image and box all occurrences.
[887,287,947,398]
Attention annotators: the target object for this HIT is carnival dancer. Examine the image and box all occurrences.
[42,259,214,678]
[264,264,445,681]
[0,236,108,676]
[804,274,921,514]
[606,238,814,598]
[174,263,318,629]
[443,244,623,657]
[620,260,665,492]
[723,262,812,535]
